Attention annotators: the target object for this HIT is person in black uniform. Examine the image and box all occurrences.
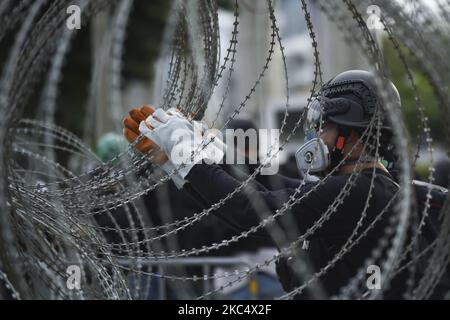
[123,70,405,299]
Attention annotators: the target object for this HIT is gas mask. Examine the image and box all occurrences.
[295,98,331,175]
[295,136,330,174]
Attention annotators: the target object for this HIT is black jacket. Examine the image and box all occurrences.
[184,164,401,298]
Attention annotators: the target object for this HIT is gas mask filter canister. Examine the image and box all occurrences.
[295,136,330,174]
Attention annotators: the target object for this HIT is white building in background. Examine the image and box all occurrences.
[210,0,368,165]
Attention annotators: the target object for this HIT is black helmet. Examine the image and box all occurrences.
[317,70,401,130]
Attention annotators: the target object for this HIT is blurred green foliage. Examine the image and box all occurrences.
[383,36,444,143]
[53,0,170,139]
[123,0,170,82]
[0,0,237,164]
[218,0,235,11]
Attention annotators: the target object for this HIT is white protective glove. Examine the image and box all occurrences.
[159,160,187,189]
[139,108,225,181]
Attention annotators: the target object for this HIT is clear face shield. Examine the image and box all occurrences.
[295,98,331,174]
